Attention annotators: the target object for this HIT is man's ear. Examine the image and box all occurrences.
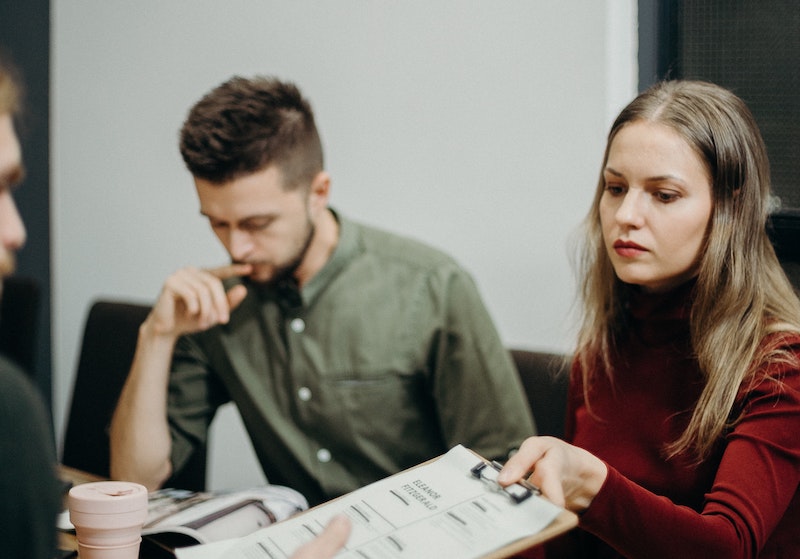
[308,171,331,211]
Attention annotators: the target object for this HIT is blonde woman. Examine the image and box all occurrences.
[500,81,800,558]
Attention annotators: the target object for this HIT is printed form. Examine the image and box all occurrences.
[176,445,564,559]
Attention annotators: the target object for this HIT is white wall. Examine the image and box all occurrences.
[52,1,637,490]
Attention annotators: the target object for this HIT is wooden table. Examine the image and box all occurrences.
[60,464,105,486]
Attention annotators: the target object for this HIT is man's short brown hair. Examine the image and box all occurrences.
[179,76,323,190]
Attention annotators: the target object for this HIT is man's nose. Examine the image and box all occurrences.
[0,191,27,252]
[228,228,253,261]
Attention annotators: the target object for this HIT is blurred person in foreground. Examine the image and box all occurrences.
[0,55,61,559]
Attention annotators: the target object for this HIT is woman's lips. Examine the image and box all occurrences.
[613,240,647,257]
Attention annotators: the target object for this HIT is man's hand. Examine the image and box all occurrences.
[146,263,252,339]
[290,515,351,559]
[109,262,252,489]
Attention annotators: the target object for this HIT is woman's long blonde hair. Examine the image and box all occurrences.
[575,80,800,462]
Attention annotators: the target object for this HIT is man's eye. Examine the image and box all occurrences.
[242,221,271,232]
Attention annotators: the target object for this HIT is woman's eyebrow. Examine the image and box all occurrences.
[604,166,685,184]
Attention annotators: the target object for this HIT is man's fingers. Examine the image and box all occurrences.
[226,284,249,315]
[158,266,249,333]
[291,515,351,559]
[315,515,352,553]
[207,263,253,279]
[169,269,227,322]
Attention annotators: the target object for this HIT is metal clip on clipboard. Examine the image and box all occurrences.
[470,460,541,504]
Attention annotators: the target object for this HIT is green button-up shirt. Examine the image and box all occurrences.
[167,211,535,505]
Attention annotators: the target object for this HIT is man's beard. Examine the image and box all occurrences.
[245,221,316,287]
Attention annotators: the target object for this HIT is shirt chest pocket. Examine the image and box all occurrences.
[317,371,439,449]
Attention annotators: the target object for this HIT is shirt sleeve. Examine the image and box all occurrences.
[429,266,536,461]
[167,332,230,474]
[579,355,800,558]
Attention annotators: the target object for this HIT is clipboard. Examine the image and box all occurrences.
[175,445,578,559]
[465,451,578,558]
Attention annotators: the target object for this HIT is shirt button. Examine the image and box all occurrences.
[317,448,332,463]
[290,318,305,333]
[298,386,312,401]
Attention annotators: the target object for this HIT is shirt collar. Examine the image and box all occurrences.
[300,208,359,307]
[242,208,360,311]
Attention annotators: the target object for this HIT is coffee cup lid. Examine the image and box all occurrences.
[68,481,148,514]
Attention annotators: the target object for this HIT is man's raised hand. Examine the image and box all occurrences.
[146,263,252,339]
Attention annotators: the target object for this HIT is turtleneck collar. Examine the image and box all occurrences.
[622,279,696,347]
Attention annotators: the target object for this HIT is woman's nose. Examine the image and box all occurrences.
[615,191,646,228]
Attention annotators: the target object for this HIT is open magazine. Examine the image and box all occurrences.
[59,484,308,556]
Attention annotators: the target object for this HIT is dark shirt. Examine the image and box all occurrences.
[0,355,61,559]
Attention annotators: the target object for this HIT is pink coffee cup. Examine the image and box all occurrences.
[68,481,148,559]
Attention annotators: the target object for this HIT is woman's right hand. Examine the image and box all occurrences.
[497,436,608,513]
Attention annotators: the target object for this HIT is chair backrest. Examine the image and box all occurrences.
[0,275,40,378]
[61,300,207,491]
[769,209,800,291]
[509,349,570,439]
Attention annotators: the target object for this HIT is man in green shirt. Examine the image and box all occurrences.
[110,76,535,505]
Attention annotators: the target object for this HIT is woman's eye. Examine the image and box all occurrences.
[605,184,625,195]
[655,191,679,203]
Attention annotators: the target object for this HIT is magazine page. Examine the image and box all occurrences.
[143,485,308,545]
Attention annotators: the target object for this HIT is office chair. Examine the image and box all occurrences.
[769,209,800,292]
[509,349,570,439]
[61,299,207,491]
[0,275,40,378]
